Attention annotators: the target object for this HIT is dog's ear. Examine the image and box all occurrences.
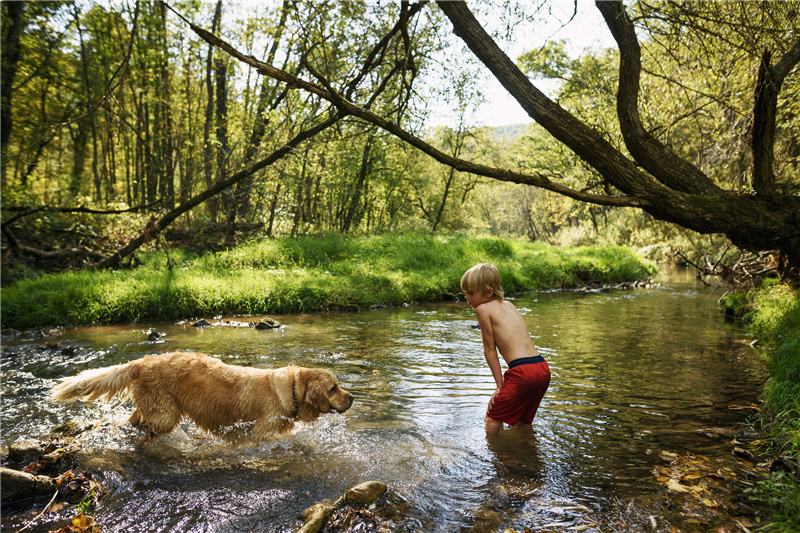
[303,373,330,414]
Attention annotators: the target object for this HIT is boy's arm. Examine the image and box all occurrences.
[476,305,504,389]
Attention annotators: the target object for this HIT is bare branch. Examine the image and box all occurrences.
[2,201,161,226]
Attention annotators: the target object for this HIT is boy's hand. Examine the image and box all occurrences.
[489,389,500,409]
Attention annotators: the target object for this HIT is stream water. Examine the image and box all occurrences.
[1,268,767,532]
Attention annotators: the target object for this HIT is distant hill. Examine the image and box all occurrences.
[491,123,530,143]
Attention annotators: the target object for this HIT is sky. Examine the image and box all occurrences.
[468,1,616,127]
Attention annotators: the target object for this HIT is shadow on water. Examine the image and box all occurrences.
[1,267,769,531]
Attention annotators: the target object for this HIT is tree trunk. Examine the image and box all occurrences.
[236,0,293,219]
[68,124,89,197]
[203,0,223,221]
[75,6,102,202]
[267,180,282,237]
[431,167,454,234]
[1,0,25,166]
[342,138,373,233]
[180,42,194,208]
[215,58,230,216]
[157,0,175,209]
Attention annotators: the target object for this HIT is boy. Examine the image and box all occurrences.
[460,263,550,437]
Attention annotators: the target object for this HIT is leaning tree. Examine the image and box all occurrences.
[178,0,800,280]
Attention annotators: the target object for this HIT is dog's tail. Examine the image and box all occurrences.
[50,363,133,403]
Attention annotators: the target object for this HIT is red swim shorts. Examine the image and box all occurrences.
[486,356,551,426]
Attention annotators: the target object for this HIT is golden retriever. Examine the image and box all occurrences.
[50,352,354,445]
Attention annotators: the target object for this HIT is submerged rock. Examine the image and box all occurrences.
[193,319,212,327]
[60,345,80,356]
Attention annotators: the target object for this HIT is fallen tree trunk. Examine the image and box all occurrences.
[1,225,108,265]
[0,467,57,502]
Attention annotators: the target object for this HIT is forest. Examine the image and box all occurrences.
[1,0,798,281]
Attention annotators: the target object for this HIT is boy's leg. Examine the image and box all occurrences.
[485,416,503,436]
[512,422,532,434]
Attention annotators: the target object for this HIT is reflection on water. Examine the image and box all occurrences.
[1,268,766,531]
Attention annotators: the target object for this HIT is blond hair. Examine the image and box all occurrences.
[460,263,504,300]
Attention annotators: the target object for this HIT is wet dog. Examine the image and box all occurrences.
[50,352,354,445]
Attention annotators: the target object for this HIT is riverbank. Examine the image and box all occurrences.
[0,234,656,329]
[721,280,800,531]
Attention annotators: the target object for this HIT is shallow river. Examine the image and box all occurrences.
[1,268,766,531]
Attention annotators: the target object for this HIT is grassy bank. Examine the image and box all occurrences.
[721,280,800,531]
[1,234,655,329]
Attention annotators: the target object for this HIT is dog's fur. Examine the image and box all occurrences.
[50,352,354,444]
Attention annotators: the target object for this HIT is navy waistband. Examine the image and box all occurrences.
[508,355,545,369]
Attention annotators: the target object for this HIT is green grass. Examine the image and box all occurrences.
[0,233,656,329]
[721,280,800,531]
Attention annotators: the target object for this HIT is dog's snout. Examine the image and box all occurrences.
[339,392,354,411]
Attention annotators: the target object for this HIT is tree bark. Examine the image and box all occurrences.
[157,0,175,209]
[342,138,373,233]
[215,58,230,218]
[68,123,89,197]
[74,6,102,202]
[1,1,25,159]
[751,40,800,196]
[203,0,223,221]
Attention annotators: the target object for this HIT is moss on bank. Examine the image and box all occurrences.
[0,234,655,329]
[720,280,800,531]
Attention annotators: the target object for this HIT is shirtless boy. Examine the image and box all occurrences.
[461,263,551,437]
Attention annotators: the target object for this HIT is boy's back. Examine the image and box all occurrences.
[476,299,539,366]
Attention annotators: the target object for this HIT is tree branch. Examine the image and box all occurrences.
[752,40,800,196]
[176,3,641,208]
[434,0,661,201]
[343,1,428,100]
[595,0,721,196]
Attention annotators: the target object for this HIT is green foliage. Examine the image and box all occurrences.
[724,280,800,531]
[744,471,800,531]
[0,234,655,329]
[721,283,800,430]
[76,490,96,515]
